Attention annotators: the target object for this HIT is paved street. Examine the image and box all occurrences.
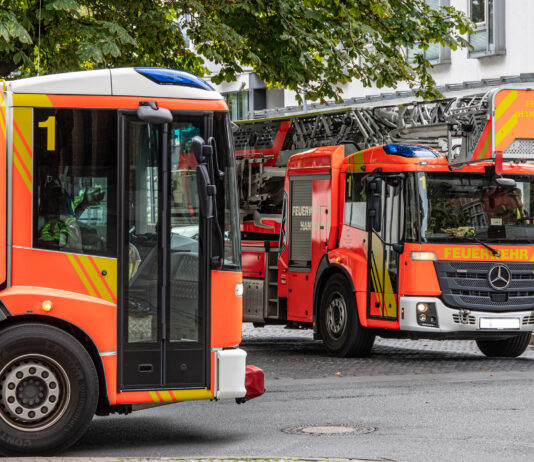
[65,325,534,462]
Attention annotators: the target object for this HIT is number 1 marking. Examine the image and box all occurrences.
[38,116,56,151]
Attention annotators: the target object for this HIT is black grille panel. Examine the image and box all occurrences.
[436,261,534,312]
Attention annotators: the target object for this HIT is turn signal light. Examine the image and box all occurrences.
[235,283,244,298]
[411,251,437,261]
[42,300,53,312]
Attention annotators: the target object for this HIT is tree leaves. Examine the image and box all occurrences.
[0,0,473,103]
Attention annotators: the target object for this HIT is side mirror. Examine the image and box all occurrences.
[196,164,215,219]
[192,136,213,164]
[366,178,382,233]
[495,176,517,190]
[137,102,172,124]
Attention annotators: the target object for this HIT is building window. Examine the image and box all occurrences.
[406,0,451,65]
[468,0,505,57]
[33,109,117,257]
[223,91,249,121]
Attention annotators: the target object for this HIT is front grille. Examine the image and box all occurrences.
[436,261,534,312]
[452,314,476,325]
[523,315,534,325]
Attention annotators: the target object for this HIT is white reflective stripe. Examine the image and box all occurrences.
[99,351,116,357]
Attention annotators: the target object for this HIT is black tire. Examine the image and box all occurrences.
[476,333,532,358]
[0,323,98,456]
[319,273,375,357]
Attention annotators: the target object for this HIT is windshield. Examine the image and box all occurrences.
[408,172,534,243]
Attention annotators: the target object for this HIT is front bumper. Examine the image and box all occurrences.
[399,296,534,333]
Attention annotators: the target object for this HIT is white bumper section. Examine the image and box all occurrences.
[399,296,534,333]
[215,348,247,400]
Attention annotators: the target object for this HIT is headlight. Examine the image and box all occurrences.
[416,302,428,313]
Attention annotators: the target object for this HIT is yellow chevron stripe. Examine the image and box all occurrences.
[77,256,114,303]
[159,391,173,402]
[370,233,397,318]
[477,129,493,160]
[13,154,31,192]
[171,389,213,401]
[0,92,6,139]
[12,94,53,107]
[496,112,518,148]
[91,257,117,301]
[13,108,33,176]
[495,90,517,120]
[67,254,98,298]
[149,391,160,402]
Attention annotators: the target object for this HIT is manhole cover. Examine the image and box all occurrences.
[282,424,376,436]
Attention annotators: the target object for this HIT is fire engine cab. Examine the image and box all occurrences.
[240,88,534,358]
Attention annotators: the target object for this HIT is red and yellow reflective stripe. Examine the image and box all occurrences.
[148,389,213,403]
[347,150,366,172]
[471,119,493,161]
[370,232,397,318]
[66,254,117,303]
[12,108,32,193]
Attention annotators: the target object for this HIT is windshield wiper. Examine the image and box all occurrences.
[465,234,501,257]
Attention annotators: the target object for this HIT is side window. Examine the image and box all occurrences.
[345,173,367,229]
[468,0,505,57]
[33,109,117,257]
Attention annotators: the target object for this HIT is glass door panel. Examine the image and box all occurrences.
[121,119,162,388]
[165,120,205,386]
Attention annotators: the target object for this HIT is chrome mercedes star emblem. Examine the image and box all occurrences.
[488,264,512,290]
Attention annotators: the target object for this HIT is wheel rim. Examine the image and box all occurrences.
[325,291,347,340]
[0,354,71,432]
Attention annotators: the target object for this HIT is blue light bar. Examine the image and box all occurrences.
[135,68,214,91]
[383,144,439,158]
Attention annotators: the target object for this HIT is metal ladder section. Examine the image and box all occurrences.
[265,247,280,320]
[243,246,283,324]
[234,91,493,166]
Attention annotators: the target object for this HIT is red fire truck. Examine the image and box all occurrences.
[0,68,263,455]
[238,88,534,358]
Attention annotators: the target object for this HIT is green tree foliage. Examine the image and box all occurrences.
[0,0,472,102]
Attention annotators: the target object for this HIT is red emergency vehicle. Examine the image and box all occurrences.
[240,88,534,358]
[0,68,263,455]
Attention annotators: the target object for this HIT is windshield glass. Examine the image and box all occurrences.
[411,172,534,243]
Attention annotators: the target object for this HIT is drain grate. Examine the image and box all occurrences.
[282,424,376,436]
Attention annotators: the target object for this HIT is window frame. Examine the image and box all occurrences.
[468,0,506,58]
[406,0,451,66]
[32,108,118,258]
[222,90,249,121]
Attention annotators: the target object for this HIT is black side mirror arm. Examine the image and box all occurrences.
[371,228,405,254]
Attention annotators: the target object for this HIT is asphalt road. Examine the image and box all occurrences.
[67,325,534,462]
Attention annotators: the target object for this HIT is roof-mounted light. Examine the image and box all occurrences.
[134,68,214,91]
[383,144,439,158]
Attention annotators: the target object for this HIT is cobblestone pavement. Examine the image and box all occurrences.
[241,323,534,380]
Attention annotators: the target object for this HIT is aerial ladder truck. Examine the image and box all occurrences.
[234,87,534,358]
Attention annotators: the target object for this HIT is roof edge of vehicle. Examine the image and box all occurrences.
[286,144,534,175]
[3,67,224,101]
